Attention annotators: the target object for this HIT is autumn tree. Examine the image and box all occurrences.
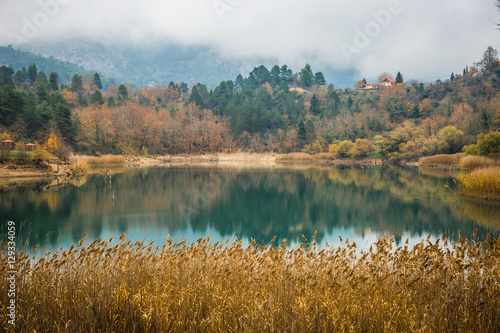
[436,126,464,154]
[377,72,394,84]
[476,46,499,69]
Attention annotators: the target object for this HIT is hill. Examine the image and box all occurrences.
[0,45,96,85]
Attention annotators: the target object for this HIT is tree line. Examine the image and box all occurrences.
[0,47,499,159]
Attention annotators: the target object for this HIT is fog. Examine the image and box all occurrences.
[1,0,499,83]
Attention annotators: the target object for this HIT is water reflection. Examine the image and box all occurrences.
[1,165,499,251]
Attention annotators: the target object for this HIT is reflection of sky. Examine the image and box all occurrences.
[33,222,441,259]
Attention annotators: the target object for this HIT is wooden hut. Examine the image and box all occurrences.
[1,140,15,150]
[25,143,36,151]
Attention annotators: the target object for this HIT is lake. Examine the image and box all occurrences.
[1,165,500,252]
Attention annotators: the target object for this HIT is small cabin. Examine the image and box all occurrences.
[381,78,396,87]
[1,140,14,150]
[25,143,36,151]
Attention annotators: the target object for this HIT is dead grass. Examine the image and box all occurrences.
[277,152,335,161]
[86,155,126,167]
[458,166,500,201]
[418,153,464,167]
[2,233,500,332]
[459,155,499,171]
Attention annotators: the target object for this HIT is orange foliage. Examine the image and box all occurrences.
[75,102,231,154]
[61,89,78,106]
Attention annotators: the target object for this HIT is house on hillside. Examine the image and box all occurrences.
[363,83,379,90]
[381,78,396,87]
[1,140,14,150]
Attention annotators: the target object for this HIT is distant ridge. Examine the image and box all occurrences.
[0,45,96,84]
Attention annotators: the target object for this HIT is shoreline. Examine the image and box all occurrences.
[0,152,417,182]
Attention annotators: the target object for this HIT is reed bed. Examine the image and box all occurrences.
[459,155,499,171]
[1,233,500,333]
[418,153,464,168]
[86,155,126,168]
[459,166,500,201]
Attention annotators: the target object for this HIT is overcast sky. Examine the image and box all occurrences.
[1,0,499,84]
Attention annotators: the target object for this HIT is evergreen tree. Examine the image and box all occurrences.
[71,74,83,92]
[107,97,115,107]
[54,102,75,143]
[299,64,314,88]
[14,67,28,86]
[314,72,326,86]
[118,84,129,101]
[309,94,321,115]
[90,90,104,105]
[235,74,244,89]
[298,120,307,143]
[49,72,59,91]
[450,73,455,81]
[395,71,403,84]
[27,62,37,85]
[0,66,15,88]
[34,71,49,89]
[280,65,293,82]
[93,73,103,90]
[36,84,50,104]
[188,85,204,108]
[0,84,24,126]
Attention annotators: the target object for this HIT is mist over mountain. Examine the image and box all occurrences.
[12,40,357,88]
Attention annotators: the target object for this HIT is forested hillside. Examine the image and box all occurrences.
[0,46,499,160]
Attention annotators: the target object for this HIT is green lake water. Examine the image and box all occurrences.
[1,165,500,252]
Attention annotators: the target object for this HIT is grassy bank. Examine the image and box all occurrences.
[459,166,500,201]
[2,233,499,332]
[418,153,464,168]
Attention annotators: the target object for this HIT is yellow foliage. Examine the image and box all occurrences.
[43,132,61,155]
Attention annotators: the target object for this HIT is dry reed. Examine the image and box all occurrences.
[276,152,335,161]
[458,166,500,201]
[459,155,499,171]
[2,233,500,332]
[418,153,464,167]
[86,155,126,167]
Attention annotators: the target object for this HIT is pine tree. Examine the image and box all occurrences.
[299,64,314,88]
[90,90,104,105]
[309,94,321,115]
[188,85,204,108]
[49,72,59,91]
[27,62,37,86]
[93,73,103,90]
[395,71,403,84]
[54,102,75,143]
[71,74,83,92]
[118,84,129,101]
[314,72,326,86]
[298,120,307,143]
[0,66,15,88]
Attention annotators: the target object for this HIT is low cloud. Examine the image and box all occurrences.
[1,0,499,84]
